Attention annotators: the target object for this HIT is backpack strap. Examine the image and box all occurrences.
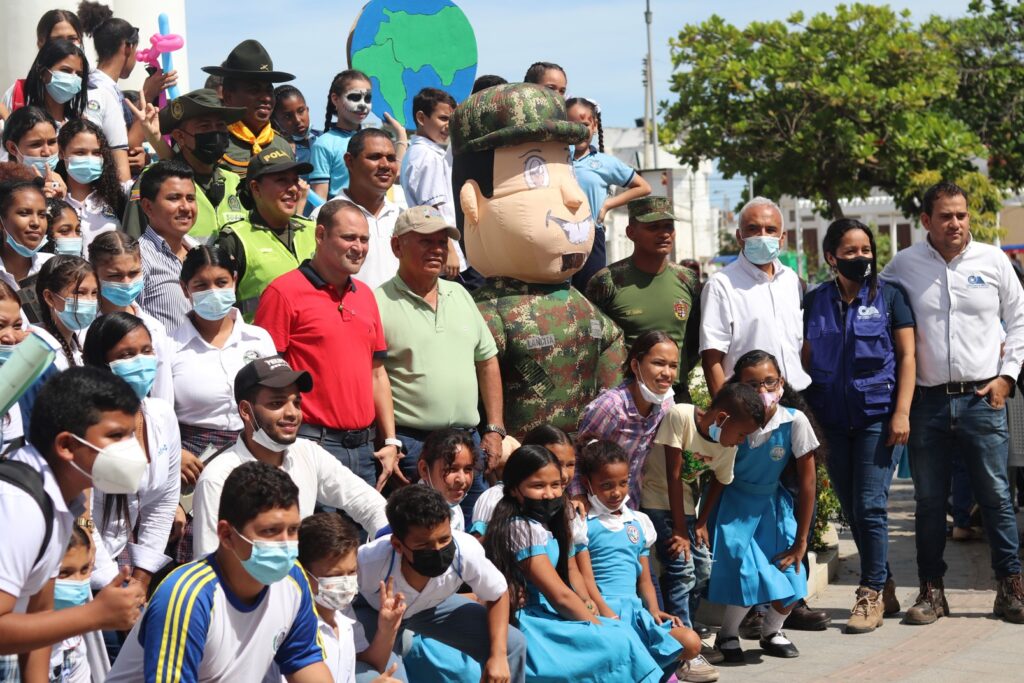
[0,460,54,567]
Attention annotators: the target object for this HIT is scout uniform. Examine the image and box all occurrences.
[201,40,296,180]
[214,147,316,321]
[122,89,247,242]
[586,196,702,402]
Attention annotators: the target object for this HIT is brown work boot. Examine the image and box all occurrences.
[994,574,1024,624]
[882,578,901,616]
[904,579,949,625]
[846,586,884,634]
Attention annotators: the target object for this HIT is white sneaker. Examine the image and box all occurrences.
[679,654,720,683]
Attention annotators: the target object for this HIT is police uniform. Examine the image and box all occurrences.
[213,147,316,321]
[200,40,296,180]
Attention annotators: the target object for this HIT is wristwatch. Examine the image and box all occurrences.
[383,438,403,449]
[482,424,507,438]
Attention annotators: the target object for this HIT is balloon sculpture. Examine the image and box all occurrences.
[136,13,183,105]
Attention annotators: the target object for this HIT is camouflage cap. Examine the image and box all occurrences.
[450,83,590,155]
[628,196,677,223]
[159,88,245,133]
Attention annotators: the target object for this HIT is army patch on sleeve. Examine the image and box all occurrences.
[674,300,690,321]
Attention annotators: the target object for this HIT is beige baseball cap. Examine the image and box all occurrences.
[393,205,460,240]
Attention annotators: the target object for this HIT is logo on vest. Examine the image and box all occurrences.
[857,305,881,320]
[626,524,640,544]
[674,300,690,321]
[769,445,786,462]
[968,275,988,288]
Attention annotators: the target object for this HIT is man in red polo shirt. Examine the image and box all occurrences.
[255,200,405,490]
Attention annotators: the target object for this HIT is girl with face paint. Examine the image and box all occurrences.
[55,118,127,252]
[482,444,664,682]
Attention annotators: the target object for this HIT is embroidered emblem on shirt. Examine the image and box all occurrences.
[626,524,640,544]
[228,196,242,211]
[857,305,881,319]
[526,334,555,350]
[589,319,602,339]
[244,349,260,362]
[674,300,690,321]
[588,158,601,170]
[87,99,100,111]
[272,628,287,652]
[769,445,786,462]
[967,275,988,288]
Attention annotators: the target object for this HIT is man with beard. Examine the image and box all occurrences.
[122,89,248,242]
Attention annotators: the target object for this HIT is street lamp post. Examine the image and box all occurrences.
[646,0,659,168]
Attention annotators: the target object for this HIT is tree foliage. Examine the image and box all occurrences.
[663,4,985,222]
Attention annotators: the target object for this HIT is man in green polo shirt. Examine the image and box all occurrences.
[586,196,702,402]
[123,89,248,241]
[374,205,505,518]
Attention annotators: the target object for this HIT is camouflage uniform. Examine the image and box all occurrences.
[473,277,626,437]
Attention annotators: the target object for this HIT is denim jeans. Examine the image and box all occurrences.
[641,508,711,627]
[909,389,1020,580]
[395,427,489,525]
[951,452,975,529]
[298,425,376,487]
[824,421,898,590]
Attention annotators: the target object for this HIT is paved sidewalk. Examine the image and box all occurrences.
[713,480,1023,682]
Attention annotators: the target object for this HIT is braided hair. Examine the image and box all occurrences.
[565,97,603,152]
[36,255,95,367]
[323,70,370,132]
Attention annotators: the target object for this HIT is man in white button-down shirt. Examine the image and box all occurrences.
[882,181,1024,626]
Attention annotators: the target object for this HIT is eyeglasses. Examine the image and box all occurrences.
[745,377,781,391]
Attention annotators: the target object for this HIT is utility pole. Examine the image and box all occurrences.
[689,172,697,260]
[641,58,652,169]
[645,0,659,168]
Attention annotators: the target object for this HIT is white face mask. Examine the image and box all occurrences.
[68,434,148,494]
[246,404,290,453]
[587,490,629,516]
[635,366,673,405]
[315,574,359,611]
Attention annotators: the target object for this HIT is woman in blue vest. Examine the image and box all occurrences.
[802,218,916,634]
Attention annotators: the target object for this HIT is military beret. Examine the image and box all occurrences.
[450,83,590,156]
[628,195,677,223]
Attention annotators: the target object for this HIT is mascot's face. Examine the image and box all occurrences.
[460,141,594,284]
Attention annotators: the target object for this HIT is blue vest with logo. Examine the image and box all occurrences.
[804,281,896,430]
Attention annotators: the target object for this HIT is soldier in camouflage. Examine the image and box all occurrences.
[451,83,626,437]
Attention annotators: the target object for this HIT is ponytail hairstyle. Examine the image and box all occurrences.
[576,439,629,480]
[521,423,572,450]
[565,97,603,152]
[36,10,83,47]
[87,230,140,272]
[622,329,676,382]
[23,39,89,120]
[523,61,565,85]
[180,244,239,286]
[728,349,827,464]
[272,84,304,134]
[57,118,125,216]
[822,218,879,301]
[36,255,94,366]
[77,1,138,63]
[483,445,571,622]
[323,69,371,132]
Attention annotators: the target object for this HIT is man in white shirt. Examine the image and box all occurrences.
[882,181,1024,625]
[358,485,525,682]
[699,197,811,396]
[313,129,400,289]
[192,356,389,558]
[0,367,145,678]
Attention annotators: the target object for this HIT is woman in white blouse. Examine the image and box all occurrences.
[56,118,127,251]
[81,311,180,597]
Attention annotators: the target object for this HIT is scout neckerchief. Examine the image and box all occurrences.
[225,121,276,169]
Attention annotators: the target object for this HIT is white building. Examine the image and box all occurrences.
[600,127,717,265]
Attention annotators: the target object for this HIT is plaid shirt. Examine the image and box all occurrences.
[575,382,672,509]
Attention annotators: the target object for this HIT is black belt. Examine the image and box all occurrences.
[298,423,375,448]
[396,425,477,441]
[920,378,997,395]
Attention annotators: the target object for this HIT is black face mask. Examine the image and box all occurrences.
[188,130,230,165]
[834,256,872,283]
[408,540,456,578]
[521,496,564,525]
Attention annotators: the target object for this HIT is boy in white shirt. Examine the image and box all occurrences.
[358,485,526,682]
[0,366,146,679]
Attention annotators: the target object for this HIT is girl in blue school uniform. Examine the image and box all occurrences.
[696,349,822,664]
[578,439,701,681]
[483,445,664,683]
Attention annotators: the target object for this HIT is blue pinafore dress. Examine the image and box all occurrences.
[512,518,662,683]
[707,407,808,608]
[586,512,683,670]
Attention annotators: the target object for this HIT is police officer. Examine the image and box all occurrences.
[214,146,316,320]
[122,88,248,242]
[802,218,915,634]
[201,40,295,179]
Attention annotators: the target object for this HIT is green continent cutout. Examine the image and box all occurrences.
[378,7,477,84]
[351,40,406,119]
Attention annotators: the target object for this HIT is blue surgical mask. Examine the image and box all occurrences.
[18,151,59,177]
[66,156,103,184]
[0,344,15,365]
[54,237,83,256]
[5,231,47,258]
[54,578,90,610]
[708,415,728,444]
[192,287,237,321]
[109,354,157,399]
[232,528,298,585]
[46,70,82,104]
[55,297,97,331]
[743,236,781,265]
[101,278,144,308]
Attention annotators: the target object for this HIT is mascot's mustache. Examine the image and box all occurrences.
[545,211,593,245]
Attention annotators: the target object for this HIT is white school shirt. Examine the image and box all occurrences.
[266,611,368,683]
[470,483,504,535]
[0,251,53,292]
[699,253,811,390]
[584,505,657,549]
[63,183,133,251]
[313,191,400,289]
[747,406,819,457]
[170,309,276,430]
[357,531,507,619]
[0,445,82,612]
[881,237,1024,386]
[400,135,467,270]
[85,70,128,150]
[90,397,181,588]
[192,437,388,558]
